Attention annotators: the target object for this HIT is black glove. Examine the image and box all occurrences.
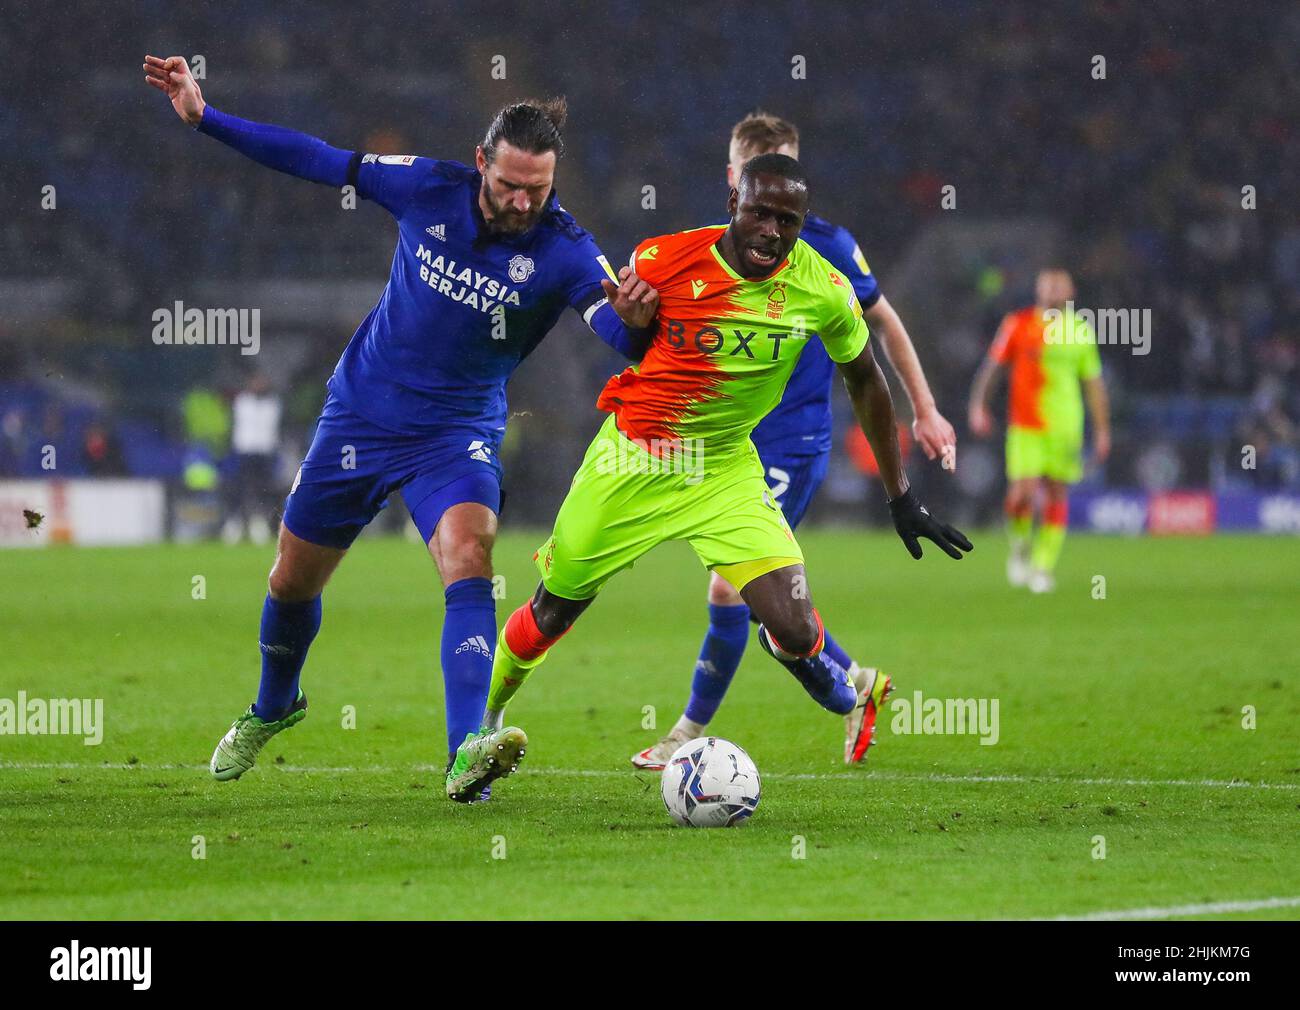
[888,488,974,560]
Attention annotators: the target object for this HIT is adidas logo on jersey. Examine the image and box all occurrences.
[426,223,446,241]
[455,635,493,657]
[467,440,492,462]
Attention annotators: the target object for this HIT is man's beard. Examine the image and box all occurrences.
[481,180,546,234]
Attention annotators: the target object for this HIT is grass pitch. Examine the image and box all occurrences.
[1,530,1297,920]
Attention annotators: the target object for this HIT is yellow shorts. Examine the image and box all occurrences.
[534,415,803,599]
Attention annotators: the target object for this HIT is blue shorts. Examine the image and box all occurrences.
[755,450,829,530]
[282,395,503,550]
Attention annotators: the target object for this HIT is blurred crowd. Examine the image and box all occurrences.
[2,1,1297,515]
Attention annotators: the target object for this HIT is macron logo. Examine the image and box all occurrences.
[467,440,492,462]
[50,941,151,990]
[426,223,446,241]
[455,636,493,657]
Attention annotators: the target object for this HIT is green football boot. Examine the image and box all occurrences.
[446,726,528,802]
[210,691,308,781]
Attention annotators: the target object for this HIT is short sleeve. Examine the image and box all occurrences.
[353,154,436,216]
[819,269,870,363]
[630,236,665,287]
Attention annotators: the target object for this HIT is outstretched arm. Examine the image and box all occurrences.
[967,356,1003,438]
[864,294,957,465]
[838,342,972,560]
[143,54,352,187]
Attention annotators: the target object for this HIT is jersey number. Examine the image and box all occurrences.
[766,467,790,502]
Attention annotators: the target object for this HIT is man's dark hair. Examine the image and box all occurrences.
[739,152,808,193]
[481,97,568,164]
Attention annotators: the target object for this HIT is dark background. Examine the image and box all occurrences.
[1,0,1296,528]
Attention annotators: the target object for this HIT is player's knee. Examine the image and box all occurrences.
[708,572,743,606]
[267,564,318,602]
[438,530,494,582]
[769,610,820,657]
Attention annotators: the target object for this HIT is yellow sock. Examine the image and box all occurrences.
[1031,521,1067,572]
[485,629,548,725]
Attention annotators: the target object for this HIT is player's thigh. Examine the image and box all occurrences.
[535,416,666,600]
[268,523,348,601]
[738,563,819,655]
[1042,426,1085,484]
[282,406,395,552]
[1005,425,1047,483]
[707,570,744,606]
[683,445,804,597]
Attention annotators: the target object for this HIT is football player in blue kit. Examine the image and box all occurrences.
[143,55,657,800]
[630,111,959,769]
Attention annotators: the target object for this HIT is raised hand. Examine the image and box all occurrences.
[143,55,206,125]
[601,266,658,330]
[888,488,973,560]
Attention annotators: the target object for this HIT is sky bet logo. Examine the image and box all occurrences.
[661,317,807,360]
[50,941,151,989]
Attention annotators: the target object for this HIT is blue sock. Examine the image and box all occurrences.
[822,630,854,672]
[760,627,857,715]
[683,603,751,725]
[255,594,321,721]
[788,651,857,715]
[441,577,496,759]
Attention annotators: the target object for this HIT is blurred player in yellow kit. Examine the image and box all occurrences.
[969,268,1111,593]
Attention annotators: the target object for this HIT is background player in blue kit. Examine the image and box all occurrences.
[143,55,658,800]
[630,111,959,769]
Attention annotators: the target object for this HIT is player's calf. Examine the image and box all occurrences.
[740,563,820,653]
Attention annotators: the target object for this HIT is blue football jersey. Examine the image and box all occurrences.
[328,156,616,436]
[750,212,881,457]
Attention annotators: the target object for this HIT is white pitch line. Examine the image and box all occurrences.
[1,761,1296,791]
[1048,896,1300,921]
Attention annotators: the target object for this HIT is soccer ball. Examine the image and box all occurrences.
[660,737,761,827]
